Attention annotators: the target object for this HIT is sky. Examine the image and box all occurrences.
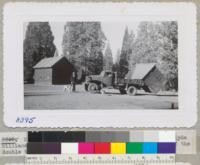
[24,22,140,62]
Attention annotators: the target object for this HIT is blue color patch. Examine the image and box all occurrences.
[143,142,158,153]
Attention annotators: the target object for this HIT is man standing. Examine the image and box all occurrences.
[71,71,76,92]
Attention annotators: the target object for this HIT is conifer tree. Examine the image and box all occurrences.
[118,27,134,78]
[24,22,56,83]
[103,43,113,70]
[62,22,106,75]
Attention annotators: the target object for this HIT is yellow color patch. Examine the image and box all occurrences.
[111,143,126,154]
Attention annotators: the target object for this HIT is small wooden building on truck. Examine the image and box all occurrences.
[126,63,166,93]
[33,56,73,85]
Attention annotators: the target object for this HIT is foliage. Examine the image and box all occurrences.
[62,22,106,75]
[112,49,121,73]
[24,22,56,83]
[103,43,113,70]
[118,27,135,78]
[130,21,178,90]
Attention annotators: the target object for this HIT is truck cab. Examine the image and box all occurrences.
[85,70,117,93]
[100,70,115,87]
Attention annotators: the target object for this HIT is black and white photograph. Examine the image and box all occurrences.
[3,3,197,127]
[24,21,178,110]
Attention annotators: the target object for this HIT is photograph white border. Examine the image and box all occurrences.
[3,2,197,127]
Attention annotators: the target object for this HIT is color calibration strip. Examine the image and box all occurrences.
[27,142,176,154]
[27,131,176,154]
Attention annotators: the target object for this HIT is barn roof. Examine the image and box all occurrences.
[130,63,156,79]
[33,56,66,69]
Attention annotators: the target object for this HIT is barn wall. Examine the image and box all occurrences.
[34,68,52,85]
[52,58,73,84]
[144,67,166,93]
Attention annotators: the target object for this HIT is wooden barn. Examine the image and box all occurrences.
[33,56,73,85]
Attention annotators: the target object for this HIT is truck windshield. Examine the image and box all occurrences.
[100,71,112,77]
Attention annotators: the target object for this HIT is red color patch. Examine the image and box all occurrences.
[94,142,110,154]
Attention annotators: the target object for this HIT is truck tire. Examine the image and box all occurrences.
[127,86,137,96]
[88,83,98,93]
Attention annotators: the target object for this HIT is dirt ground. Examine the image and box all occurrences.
[24,84,178,110]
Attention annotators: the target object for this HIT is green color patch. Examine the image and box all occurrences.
[126,142,143,154]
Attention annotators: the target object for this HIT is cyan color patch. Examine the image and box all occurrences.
[143,142,158,153]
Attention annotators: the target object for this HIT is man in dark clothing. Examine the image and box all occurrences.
[71,71,76,92]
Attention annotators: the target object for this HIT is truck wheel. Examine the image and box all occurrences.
[88,83,98,93]
[127,86,137,96]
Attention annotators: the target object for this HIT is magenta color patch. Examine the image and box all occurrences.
[78,143,94,154]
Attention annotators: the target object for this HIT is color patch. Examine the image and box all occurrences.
[143,142,158,153]
[158,142,176,153]
[79,143,94,154]
[111,143,126,154]
[144,131,159,142]
[159,131,176,142]
[86,132,102,142]
[42,142,61,154]
[27,142,61,154]
[27,142,43,154]
[65,131,86,142]
[126,142,143,154]
[94,142,110,154]
[129,131,144,142]
[28,132,42,142]
[97,131,129,142]
[42,132,65,142]
[61,143,78,154]
[42,131,86,142]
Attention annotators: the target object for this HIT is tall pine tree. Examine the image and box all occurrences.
[112,49,121,73]
[24,22,56,83]
[118,27,134,78]
[157,21,178,90]
[103,43,113,70]
[62,22,106,75]
[130,22,159,67]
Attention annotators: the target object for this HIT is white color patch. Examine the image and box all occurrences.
[159,131,176,142]
[61,143,78,154]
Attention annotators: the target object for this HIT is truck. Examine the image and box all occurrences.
[84,63,166,96]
